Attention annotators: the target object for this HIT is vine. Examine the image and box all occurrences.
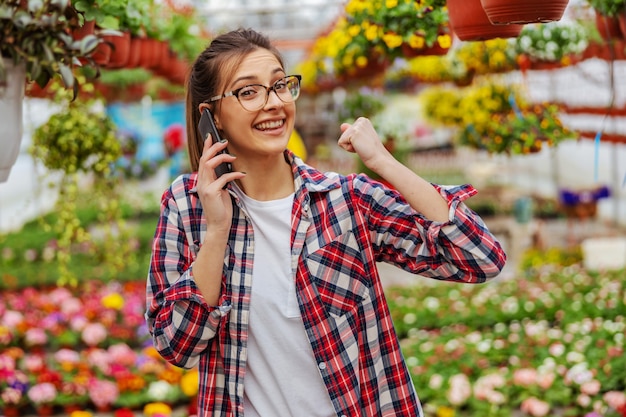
[30,79,132,286]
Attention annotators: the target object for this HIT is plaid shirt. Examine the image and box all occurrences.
[146,151,506,417]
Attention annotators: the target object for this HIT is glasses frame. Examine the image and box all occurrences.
[206,75,302,112]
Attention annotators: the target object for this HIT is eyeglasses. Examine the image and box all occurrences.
[206,75,302,112]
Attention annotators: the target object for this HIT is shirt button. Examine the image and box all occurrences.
[318,362,326,370]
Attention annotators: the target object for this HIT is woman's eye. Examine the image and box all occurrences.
[239,87,259,99]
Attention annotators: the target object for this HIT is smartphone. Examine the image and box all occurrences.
[198,108,232,178]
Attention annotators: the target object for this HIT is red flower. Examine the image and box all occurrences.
[114,408,135,417]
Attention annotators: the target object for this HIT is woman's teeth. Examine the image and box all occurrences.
[255,120,284,130]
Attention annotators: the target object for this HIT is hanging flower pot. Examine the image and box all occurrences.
[72,19,95,40]
[0,58,25,183]
[480,0,569,24]
[595,13,622,41]
[102,31,131,69]
[125,36,142,68]
[447,0,523,41]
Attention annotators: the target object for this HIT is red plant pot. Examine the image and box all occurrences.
[448,0,523,41]
[480,0,569,24]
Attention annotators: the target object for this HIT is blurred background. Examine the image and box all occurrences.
[1,0,626,415]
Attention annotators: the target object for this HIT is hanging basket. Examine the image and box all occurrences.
[447,0,523,41]
[480,0,569,24]
[0,58,26,183]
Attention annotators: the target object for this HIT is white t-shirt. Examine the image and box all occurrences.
[234,187,336,417]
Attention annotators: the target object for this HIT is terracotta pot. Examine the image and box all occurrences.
[35,404,55,417]
[2,405,22,417]
[90,40,111,66]
[618,12,626,39]
[480,0,569,24]
[126,36,142,68]
[340,54,389,83]
[153,45,174,77]
[137,37,153,68]
[72,19,95,40]
[401,39,450,58]
[102,31,131,68]
[596,13,622,41]
[168,57,190,85]
[611,39,626,60]
[447,0,523,41]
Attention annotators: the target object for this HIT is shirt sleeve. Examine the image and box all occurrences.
[351,175,507,283]
[145,184,231,369]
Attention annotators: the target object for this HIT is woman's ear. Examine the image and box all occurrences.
[198,103,222,130]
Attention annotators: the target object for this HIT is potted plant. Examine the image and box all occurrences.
[29,81,129,286]
[586,0,626,40]
[421,82,576,155]
[515,21,590,69]
[0,0,100,182]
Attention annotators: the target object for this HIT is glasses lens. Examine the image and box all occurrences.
[237,76,301,111]
[276,76,301,102]
[238,85,266,111]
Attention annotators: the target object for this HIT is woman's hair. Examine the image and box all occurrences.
[185,28,285,172]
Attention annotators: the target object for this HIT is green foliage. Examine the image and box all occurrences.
[27,83,132,286]
[0,201,159,290]
[0,0,100,91]
[515,21,590,62]
[586,0,626,16]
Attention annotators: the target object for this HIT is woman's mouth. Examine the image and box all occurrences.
[254,119,284,131]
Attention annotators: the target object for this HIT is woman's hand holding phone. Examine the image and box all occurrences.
[196,133,244,236]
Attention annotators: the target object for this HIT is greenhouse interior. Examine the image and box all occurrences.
[1,0,626,416]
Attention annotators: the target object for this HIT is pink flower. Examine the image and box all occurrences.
[23,354,45,372]
[580,380,601,396]
[447,373,471,406]
[24,328,48,346]
[81,322,108,346]
[520,397,550,417]
[108,343,138,367]
[88,379,119,408]
[2,310,24,328]
[513,368,537,386]
[61,297,83,316]
[536,372,555,390]
[54,348,81,365]
[603,391,626,410]
[27,382,57,405]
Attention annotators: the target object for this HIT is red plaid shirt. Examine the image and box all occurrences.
[146,151,506,417]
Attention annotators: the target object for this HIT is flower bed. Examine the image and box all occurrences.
[0,281,198,415]
[1,265,625,416]
[388,265,626,417]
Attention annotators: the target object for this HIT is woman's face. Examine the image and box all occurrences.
[205,49,296,161]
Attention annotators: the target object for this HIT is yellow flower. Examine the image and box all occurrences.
[437,34,452,49]
[437,406,455,417]
[101,293,124,310]
[382,32,403,49]
[348,24,361,38]
[408,34,426,49]
[355,55,369,68]
[364,22,380,41]
[180,369,200,397]
[386,0,398,7]
[70,412,92,417]
[144,402,172,417]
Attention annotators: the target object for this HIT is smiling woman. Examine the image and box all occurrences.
[146,27,506,417]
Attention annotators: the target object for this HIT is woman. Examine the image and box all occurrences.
[146,28,506,417]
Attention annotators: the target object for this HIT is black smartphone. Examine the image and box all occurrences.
[198,108,232,178]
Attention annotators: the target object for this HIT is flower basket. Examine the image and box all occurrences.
[558,186,611,219]
[447,0,523,41]
[480,0,570,24]
[101,31,132,69]
[596,13,623,40]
